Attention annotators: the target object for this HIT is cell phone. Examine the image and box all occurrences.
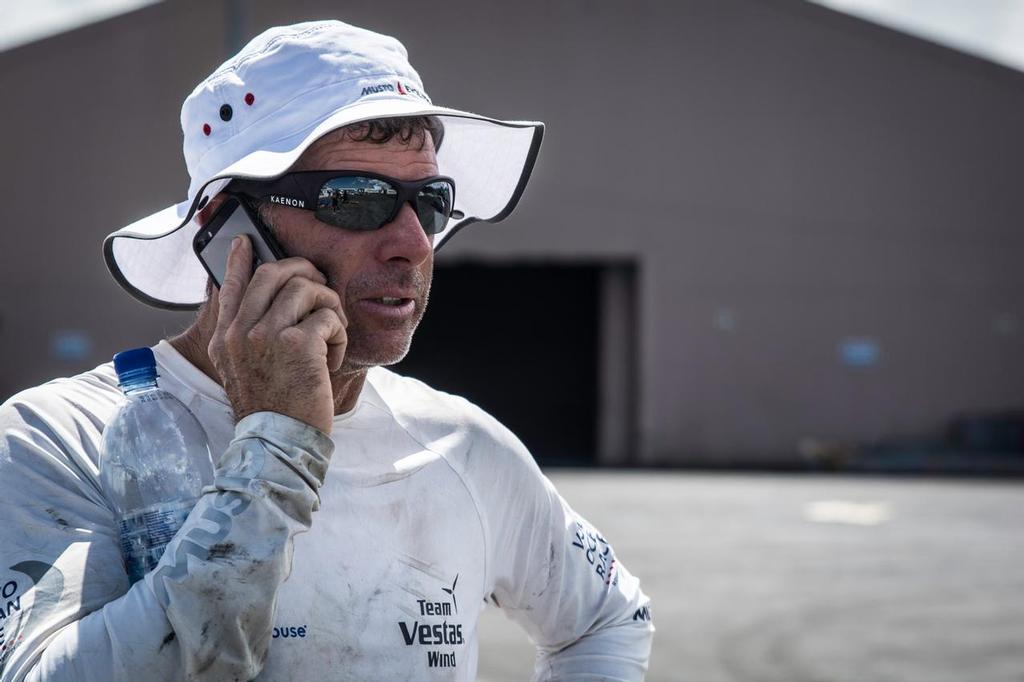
[192,197,286,288]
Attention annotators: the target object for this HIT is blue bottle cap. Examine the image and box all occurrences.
[112,347,158,387]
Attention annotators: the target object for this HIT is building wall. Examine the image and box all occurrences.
[1,0,1022,464]
[0,0,227,395]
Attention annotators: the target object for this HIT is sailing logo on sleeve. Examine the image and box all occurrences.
[570,517,619,587]
[1,562,65,668]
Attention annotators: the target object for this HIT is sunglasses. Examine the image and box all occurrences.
[227,171,464,235]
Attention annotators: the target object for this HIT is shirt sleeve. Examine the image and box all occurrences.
[0,399,333,682]
[475,422,654,682]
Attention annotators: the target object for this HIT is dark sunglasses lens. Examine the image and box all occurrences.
[315,177,396,230]
[416,181,455,235]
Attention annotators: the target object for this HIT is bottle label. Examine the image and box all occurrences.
[118,499,197,584]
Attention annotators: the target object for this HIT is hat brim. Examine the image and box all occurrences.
[103,99,543,310]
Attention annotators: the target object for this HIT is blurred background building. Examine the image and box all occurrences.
[1,0,1022,470]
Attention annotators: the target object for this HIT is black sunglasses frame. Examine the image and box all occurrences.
[226,170,463,234]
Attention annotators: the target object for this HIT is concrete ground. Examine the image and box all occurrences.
[475,471,1024,682]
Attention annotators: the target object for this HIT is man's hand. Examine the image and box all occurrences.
[209,234,347,434]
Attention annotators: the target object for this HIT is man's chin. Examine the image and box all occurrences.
[334,338,414,374]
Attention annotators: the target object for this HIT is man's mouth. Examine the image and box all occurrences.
[372,297,410,307]
[357,296,417,318]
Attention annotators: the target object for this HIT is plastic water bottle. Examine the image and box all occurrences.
[99,347,214,584]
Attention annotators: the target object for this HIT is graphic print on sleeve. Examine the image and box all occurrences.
[570,515,619,587]
[0,562,63,671]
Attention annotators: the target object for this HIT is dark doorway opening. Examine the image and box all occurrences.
[394,263,601,466]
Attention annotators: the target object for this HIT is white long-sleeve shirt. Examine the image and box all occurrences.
[0,340,654,681]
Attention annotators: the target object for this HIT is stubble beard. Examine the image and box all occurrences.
[331,268,431,375]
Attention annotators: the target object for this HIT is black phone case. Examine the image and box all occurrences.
[192,197,287,288]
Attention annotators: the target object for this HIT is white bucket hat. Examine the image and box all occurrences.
[103,20,544,309]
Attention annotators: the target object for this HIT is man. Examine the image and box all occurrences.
[0,20,653,681]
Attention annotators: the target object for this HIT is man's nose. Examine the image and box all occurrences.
[375,202,433,265]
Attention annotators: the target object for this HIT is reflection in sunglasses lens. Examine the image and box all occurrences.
[315,176,454,233]
[317,177,394,230]
[417,182,453,235]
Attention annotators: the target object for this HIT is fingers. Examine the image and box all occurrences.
[232,256,328,331]
[253,277,346,340]
[215,235,253,337]
[205,230,346,433]
[216,250,347,373]
[291,308,348,372]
